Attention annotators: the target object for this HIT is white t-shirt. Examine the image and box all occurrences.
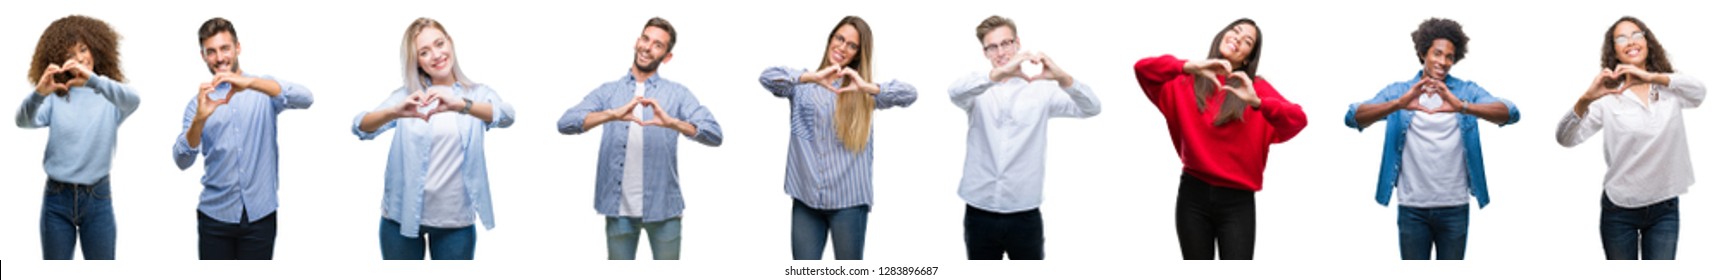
[1396,94,1470,208]
[619,82,647,217]
[421,112,474,227]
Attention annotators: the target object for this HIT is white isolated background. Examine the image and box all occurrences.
[0,0,1714,278]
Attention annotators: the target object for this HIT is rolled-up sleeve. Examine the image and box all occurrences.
[873,80,917,109]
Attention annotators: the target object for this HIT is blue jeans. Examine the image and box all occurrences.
[380,217,476,260]
[791,199,868,260]
[1397,205,1469,260]
[1601,194,1678,260]
[41,178,116,260]
[606,216,682,260]
[964,205,1044,260]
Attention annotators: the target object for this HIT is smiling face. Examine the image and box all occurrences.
[980,26,1018,68]
[68,41,94,72]
[634,26,672,74]
[1219,23,1258,67]
[415,26,455,82]
[1612,21,1648,68]
[1421,39,1456,81]
[199,31,239,74]
[826,24,860,67]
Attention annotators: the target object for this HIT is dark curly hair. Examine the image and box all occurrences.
[1411,18,1467,64]
[28,15,124,83]
[1601,16,1673,73]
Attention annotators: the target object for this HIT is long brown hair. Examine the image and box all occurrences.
[401,17,477,94]
[1601,16,1673,74]
[29,15,124,83]
[1194,18,1260,126]
[820,16,874,153]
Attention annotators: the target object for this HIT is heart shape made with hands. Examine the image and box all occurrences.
[211,82,233,101]
[1020,60,1044,79]
[420,85,454,115]
[53,71,76,84]
[1418,85,1444,110]
[1211,73,1250,126]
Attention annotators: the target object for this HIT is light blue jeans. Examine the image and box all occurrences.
[606,216,682,260]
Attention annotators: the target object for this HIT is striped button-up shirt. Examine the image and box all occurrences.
[759,67,917,210]
[173,73,314,224]
[559,73,723,223]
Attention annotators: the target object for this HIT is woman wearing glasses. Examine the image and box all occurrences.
[1556,16,1705,260]
[758,15,917,260]
[1132,18,1306,260]
[352,18,515,260]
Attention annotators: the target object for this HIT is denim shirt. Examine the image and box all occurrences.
[1344,72,1520,208]
[557,72,723,223]
[353,82,514,237]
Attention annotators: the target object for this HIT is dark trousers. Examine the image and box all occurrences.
[963,205,1044,260]
[197,209,277,260]
[1175,173,1256,260]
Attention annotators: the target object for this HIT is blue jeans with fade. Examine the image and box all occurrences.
[606,216,682,260]
[1397,204,1469,260]
[380,217,476,260]
[1601,194,1678,260]
[791,199,868,260]
[41,177,116,260]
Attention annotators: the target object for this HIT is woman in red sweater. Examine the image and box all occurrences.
[1132,18,1307,260]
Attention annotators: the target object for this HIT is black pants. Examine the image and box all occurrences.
[1175,173,1256,260]
[964,205,1044,260]
[197,209,277,260]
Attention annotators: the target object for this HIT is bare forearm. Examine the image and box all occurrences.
[466,102,494,122]
[670,120,697,137]
[1465,102,1513,124]
[250,78,283,97]
[1351,102,1401,127]
[581,111,614,131]
[1573,98,1595,118]
[186,118,207,148]
[359,110,397,133]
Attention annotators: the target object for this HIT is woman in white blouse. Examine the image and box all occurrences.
[1556,16,1705,260]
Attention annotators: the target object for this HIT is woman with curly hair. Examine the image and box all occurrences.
[1557,16,1705,260]
[16,14,140,260]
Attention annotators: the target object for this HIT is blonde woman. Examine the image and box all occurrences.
[353,18,515,260]
[758,15,917,260]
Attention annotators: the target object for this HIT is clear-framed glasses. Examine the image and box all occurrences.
[1614,31,1646,45]
[832,36,860,52]
[983,39,1018,55]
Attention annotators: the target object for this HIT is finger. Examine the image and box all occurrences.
[822,84,841,93]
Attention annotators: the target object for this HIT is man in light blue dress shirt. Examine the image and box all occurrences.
[559,17,723,260]
[171,18,314,260]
